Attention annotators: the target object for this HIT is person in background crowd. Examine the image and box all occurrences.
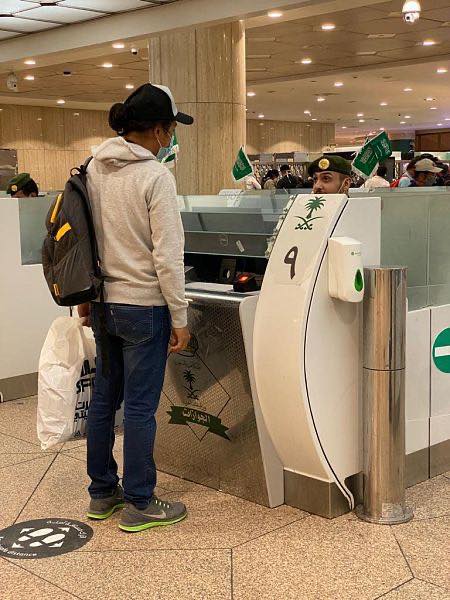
[309,156,352,195]
[78,83,192,533]
[434,162,450,186]
[409,158,442,187]
[276,164,300,189]
[396,158,418,188]
[6,173,39,197]
[363,164,390,191]
[244,173,261,190]
[263,169,280,190]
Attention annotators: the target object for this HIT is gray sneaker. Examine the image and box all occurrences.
[119,495,187,532]
[87,484,125,520]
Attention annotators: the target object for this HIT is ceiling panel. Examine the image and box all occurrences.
[0,16,57,32]
[0,30,21,39]
[354,17,438,35]
[59,0,157,12]
[1,1,40,11]
[15,6,104,23]
[0,0,180,35]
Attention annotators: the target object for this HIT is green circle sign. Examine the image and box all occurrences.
[432,328,450,373]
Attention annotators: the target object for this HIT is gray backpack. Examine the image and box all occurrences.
[42,158,104,307]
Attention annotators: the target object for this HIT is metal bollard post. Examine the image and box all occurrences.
[356,267,413,525]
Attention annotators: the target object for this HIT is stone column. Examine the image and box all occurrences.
[149,22,246,195]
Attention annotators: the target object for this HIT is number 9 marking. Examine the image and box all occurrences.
[284,246,299,280]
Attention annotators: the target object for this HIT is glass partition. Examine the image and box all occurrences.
[15,189,450,311]
[18,195,55,265]
[379,188,450,310]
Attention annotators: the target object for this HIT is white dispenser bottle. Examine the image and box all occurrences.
[328,236,364,303]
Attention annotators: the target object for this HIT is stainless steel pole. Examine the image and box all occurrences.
[356,267,413,525]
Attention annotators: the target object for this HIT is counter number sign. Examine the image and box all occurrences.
[432,328,450,373]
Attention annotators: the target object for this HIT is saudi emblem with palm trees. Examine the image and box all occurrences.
[295,196,326,230]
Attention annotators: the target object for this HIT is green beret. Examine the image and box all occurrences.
[308,156,352,177]
[6,172,32,195]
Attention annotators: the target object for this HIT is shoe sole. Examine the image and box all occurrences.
[118,512,187,532]
[87,502,125,520]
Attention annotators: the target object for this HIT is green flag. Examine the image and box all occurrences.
[352,131,392,179]
[232,146,253,182]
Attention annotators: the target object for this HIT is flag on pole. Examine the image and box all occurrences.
[232,146,253,182]
[352,131,392,179]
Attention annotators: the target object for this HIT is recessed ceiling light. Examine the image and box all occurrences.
[73,112,80,117]
[37,117,42,121]
[357,51,377,55]
[258,114,265,118]
[311,118,317,121]
[102,62,113,68]
[357,113,364,117]
[112,42,125,49]
[24,75,35,81]
[437,67,448,74]
[317,96,325,102]
[380,102,388,106]
[379,127,385,131]
[304,110,311,114]
[404,115,411,119]
[24,59,36,65]
[301,57,312,65]
[57,99,65,105]
[423,39,436,46]
[342,126,347,129]
[334,81,343,87]
[430,107,438,110]
[359,119,365,123]
[125,83,134,90]
[445,118,450,121]
[403,87,413,92]
[267,10,283,18]
[321,23,336,31]
[400,121,406,124]
[437,123,443,126]
[247,91,256,97]
[426,97,436,101]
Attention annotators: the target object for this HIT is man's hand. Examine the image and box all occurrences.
[169,326,190,354]
[77,302,91,327]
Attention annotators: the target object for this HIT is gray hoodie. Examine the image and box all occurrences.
[87,136,187,328]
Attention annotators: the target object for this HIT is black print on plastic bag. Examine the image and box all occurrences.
[74,358,96,436]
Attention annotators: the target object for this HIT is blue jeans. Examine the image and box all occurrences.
[87,302,171,509]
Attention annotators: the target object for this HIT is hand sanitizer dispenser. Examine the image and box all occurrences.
[328,237,364,303]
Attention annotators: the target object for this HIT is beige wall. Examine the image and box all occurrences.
[247,119,336,155]
[0,104,110,191]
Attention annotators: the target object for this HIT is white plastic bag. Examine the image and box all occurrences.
[37,316,123,450]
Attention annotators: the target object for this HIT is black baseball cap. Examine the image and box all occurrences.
[125,83,194,125]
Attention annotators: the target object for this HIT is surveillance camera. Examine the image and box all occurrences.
[403,11,420,23]
[6,72,18,92]
[130,48,138,56]
[402,0,421,23]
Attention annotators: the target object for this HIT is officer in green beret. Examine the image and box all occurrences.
[308,156,352,195]
[6,173,39,198]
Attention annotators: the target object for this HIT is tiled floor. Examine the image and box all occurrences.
[0,396,449,600]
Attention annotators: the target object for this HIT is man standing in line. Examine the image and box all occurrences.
[78,83,193,533]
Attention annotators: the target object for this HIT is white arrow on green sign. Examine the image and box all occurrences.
[432,328,450,373]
